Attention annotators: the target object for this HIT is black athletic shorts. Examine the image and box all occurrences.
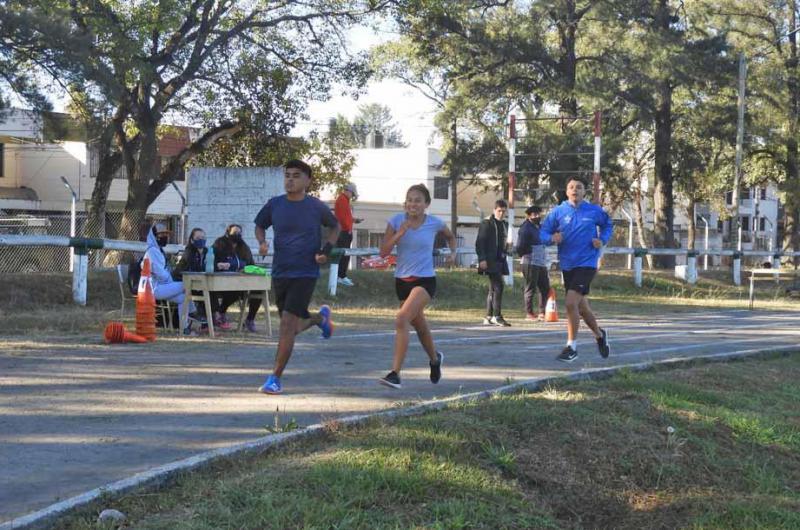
[562,267,597,295]
[395,276,436,302]
[272,277,317,318]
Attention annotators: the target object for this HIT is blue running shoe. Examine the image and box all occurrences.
[318,305,334,339]
[259,374,282,394]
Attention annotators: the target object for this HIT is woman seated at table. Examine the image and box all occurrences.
[173,227,213,331]
[173,227,209,277]
[211,224,262,332]
[143,222,201,334]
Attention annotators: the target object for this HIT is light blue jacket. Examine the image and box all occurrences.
[143,229,173,287]
[540,200,613,271]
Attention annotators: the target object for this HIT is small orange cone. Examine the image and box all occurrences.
[104,322,148,344]
[135,257,157,342]
[544,288,559,322]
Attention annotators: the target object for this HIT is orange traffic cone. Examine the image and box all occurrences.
[104,322,148,344]
[544,288,559,322]
[135,257,157,342]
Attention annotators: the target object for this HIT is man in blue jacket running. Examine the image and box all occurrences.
[540,176,613,362]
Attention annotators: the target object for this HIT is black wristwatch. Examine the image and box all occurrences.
[319,242,333,256]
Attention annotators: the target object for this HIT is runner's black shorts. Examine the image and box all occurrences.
[562,267,597,295]
[395,276,436,302]
[272,277,317,318]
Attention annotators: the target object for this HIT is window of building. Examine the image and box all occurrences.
[741,215,750,232]
[433,177,449,200]
[741,188,751,200]
[717,219,724,231]
[725,191,733,205]
[760,187,767,200]
[759,217,766,231]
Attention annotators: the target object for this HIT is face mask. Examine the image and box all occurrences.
[229,233,242,243]
[157,235,169,247]
[192,238,206,249]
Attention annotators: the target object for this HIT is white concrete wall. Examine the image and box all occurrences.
[3,143,86,208]
[0,139,185,217]
[187,167,283,252]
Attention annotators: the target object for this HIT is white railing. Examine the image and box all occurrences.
[2,235,800,302]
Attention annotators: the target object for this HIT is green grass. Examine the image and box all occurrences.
[58,353,800,530]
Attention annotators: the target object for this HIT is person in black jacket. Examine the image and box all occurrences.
[173,227,208,279]
[173,228,211,333]
[476,199,511,326]
[515,206,550,320]
[211,224,262,332]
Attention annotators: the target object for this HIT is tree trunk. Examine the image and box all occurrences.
[450,120,458,245]
[557,0,578,122]
[782,0,800,265]
[119,115,158,242]
[86,131,122,238]
[633,178,653,269]
[652,78,675,268]
[550,0,579,194]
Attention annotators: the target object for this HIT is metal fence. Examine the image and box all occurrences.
[0,210,179,273]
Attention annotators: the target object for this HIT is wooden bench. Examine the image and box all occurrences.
[748,268,800,309]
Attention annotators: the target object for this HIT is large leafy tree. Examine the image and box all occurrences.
[388,0,605,198]
[710,0,800,259]
[0,1,383,240]
[585,0,732,265]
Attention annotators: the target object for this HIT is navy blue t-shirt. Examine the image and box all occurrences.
[254,194,339,278]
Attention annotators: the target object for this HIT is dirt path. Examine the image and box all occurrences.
[2,308,799,522]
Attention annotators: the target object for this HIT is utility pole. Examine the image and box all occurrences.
[733,52,747,252]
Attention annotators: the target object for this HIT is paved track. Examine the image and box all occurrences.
[1,308,798,521]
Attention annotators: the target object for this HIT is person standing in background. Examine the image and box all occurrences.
[516,206,550,321]
[333,182,362,287]
[476,200,511,326]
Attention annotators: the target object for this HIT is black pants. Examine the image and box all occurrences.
[336,231,353,278]
[215,291,261,320]
[485,272,505,317]
[523,264,550,314]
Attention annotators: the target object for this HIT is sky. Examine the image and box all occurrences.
[290,24,441,148]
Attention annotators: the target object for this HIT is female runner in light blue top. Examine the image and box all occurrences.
[378,184,457,389]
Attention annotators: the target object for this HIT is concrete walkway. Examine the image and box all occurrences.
[1,308,799,522]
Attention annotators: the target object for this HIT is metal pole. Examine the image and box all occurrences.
[592,111,602,204]
[733,52,746,253]
[60,176,77,272]
[170,181,187,243]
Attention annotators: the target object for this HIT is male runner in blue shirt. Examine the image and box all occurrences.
[254,159,339,394]
[540,176,613,362]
